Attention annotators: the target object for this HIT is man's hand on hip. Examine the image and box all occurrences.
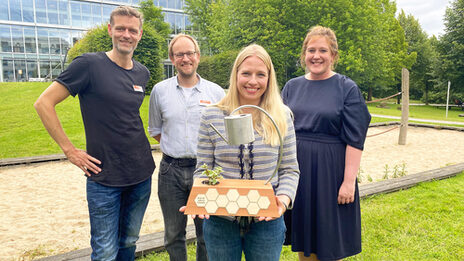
[65,148,102,176]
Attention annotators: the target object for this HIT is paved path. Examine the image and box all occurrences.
[371,114,464,126]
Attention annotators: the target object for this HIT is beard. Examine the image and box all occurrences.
[114,40,137,55]
[177,66,197,79]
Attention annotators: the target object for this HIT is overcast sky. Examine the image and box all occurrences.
[395,0,452,37]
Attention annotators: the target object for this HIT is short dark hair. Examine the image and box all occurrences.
[110,6,143,29]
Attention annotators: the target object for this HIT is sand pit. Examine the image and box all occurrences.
[1,125,464,260]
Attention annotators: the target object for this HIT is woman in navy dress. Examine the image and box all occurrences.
[282,26,371,260]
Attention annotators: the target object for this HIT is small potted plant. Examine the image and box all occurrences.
[200,163,223,185]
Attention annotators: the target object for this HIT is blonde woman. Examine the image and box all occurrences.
[191,44,299,260]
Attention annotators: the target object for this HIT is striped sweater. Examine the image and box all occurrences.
[194,106,300,203]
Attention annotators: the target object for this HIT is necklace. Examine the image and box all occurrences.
[238,142,254,179]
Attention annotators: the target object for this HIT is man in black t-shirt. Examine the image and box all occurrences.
[34,6,155,260]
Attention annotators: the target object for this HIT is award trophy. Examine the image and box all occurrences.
[184,105,283,217]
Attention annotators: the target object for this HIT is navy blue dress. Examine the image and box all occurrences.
[281,74,371,260]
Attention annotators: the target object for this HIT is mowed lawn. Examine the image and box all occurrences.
[138,172,464,260]
[367,100,464,123]
[0,82,155,159]
[1,82,463,159]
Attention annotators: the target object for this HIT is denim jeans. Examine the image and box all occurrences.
[86,177,151,261]
[203,216,286,261]
[158,158,207,261]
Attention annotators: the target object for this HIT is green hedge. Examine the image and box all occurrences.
[197,50,239,89]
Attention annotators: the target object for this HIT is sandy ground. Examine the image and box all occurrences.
[1,126,464,260]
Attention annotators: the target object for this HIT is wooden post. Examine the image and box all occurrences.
[446,81,451,118]
[398,68,409,145]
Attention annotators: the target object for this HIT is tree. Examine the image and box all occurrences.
[426,36,447,103]
[398,10,435,103]
[198,50,239,88]
[138,0,170,57]
[67,23,164,94]
[185,0,414,97]
[435,0,464,101]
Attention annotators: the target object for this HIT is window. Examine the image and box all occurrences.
[59,0,69,25]
[164,64,175,79]
[11,27,24,53]
[0,1,9,20]
[39,60,50,78]
[0,26,12,52]
[91,4,102,26]
[49,30,60,54]
[159,0,167,8]
[70,30,81,45]
[22,0,35,22]
[47,0,59,24]
[60,30,70,56]
[35,0,47,23]
[37,29,49,54]
[102,5,115,23]
[27,60,39,78]
[24,28,36,53]
[51,60,61,78]
[165,12,175,34]
[175,0,183,9]
[81,2,91,28]
[176,13,184,33]
[185,15,193,33]
[70,1,81,27]
[9,0,23,22]
[167,0,175,9]
[2,59,15,82]
[15,60,27,81]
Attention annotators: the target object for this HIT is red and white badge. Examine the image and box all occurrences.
[133,85,143,92]
[199,99,211,106]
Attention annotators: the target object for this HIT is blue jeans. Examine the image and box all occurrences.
[203,216,286,261]
[86,177,151,261]
[158,158,207,261]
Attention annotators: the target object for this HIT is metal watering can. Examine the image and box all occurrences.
[208,105,283,184]
[210,113,255,145]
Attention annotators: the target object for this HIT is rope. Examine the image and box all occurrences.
[366,92,402,104]
[367,125,400,138]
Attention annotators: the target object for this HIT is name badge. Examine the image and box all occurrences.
[133,85,144,92]
[199,99,211,106]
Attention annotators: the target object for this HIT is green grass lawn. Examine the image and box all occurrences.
[0,83,462,159]
[138,172,464,261]
[367,100,464,123]
[0,82,156,159]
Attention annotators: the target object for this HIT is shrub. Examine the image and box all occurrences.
[197,50,239,89]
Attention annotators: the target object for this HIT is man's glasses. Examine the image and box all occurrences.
[174,51,196,59]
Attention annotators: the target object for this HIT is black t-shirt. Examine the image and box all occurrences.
[55,52,155,187]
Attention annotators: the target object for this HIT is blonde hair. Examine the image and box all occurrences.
[300,25,339,71]
[217,44,287,146]
[168,34,201,60]
[110,6,143,29]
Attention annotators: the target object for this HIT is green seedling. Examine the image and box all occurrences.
[200,163,224,185]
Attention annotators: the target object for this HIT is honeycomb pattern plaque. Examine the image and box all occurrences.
[185,178,279,217]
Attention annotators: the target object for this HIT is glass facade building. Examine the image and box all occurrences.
[0,0,195,82]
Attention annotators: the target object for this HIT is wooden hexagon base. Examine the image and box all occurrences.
[185,178,279,217]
